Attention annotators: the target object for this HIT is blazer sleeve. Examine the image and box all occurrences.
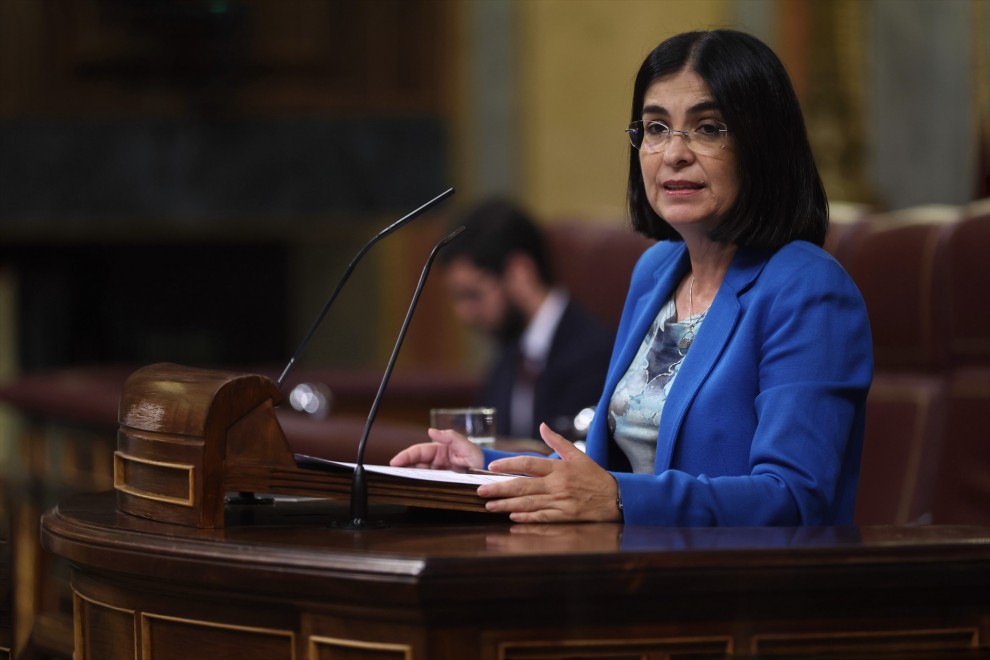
[607,243,873,526]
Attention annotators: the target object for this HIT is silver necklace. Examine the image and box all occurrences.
[677,275,707,354]
[643,276,706,389]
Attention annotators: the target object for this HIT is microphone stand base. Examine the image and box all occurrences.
[329,518,390,530]
[225,492,275,506]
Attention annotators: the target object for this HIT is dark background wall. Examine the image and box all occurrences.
[0,0,454,371]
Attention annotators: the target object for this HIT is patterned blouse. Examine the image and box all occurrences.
[608,297,707,473]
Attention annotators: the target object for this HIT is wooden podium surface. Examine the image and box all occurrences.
[42,492,990,659]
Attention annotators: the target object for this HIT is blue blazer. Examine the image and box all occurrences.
[582,240,873,526]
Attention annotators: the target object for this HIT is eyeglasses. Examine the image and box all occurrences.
[625,120,729,156]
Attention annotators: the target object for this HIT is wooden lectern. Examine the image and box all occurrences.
[39,366,990,658]
[114,362,486,528]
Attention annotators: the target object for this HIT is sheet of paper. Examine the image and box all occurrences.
[327,461,523,486]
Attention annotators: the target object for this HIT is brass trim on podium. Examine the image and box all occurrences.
[74,590,138,659]
[496,636,733,659]
[140,613,296,659]
[308,635,412,659]
[113,451,196,507]
[751,627,981,655]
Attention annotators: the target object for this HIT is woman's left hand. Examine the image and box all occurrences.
[477,423,622,523]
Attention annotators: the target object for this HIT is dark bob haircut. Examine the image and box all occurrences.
[627,30,828,247]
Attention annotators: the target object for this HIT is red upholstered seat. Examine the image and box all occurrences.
[0,365,471,468]
[854,372,946,525]
[836,205,961,372]
[931,366,990,524]
[546,221,654,329]
[929,200,990,524]
[940,199,990,368]
[841,206,960,525]
[824,201,874,262]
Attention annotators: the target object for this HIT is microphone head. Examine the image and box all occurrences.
[440,225,466,246]
[276,187,455,390]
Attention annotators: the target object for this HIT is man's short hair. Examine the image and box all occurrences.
[440,198,555,285]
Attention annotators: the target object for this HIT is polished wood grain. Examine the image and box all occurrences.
[43,492,990,659]
[48,362,990,657]
[114,363,491,530]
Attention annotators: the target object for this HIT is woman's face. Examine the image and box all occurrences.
[638,69,740,239]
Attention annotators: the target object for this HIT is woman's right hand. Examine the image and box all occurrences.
[388,428,485,471]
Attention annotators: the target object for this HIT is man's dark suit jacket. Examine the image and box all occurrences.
[480,301,614,439]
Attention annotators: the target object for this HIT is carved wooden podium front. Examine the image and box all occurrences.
[41,366,990,659]
[113,362,486,528]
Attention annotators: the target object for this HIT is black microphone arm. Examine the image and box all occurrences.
[349,225,466,528]
[276,187,455,389]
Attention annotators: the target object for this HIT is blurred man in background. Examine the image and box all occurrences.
[439,199,613,440]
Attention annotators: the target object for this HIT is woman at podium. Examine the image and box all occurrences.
[391,29,872,527]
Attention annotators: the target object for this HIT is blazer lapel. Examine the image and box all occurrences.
[589,245,687,469]
[653,247,771,472]
[604,246,690,396]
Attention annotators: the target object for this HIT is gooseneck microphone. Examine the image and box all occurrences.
[276,187,455,389]
[348,225,466,528]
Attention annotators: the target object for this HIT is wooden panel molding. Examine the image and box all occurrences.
[497,635,732,659]
[142,613,295,660]
[74,591,136,660]
[752,627,980,655]
[308,635,411,660]
[42,492,990,660]
[113,451,196,507]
